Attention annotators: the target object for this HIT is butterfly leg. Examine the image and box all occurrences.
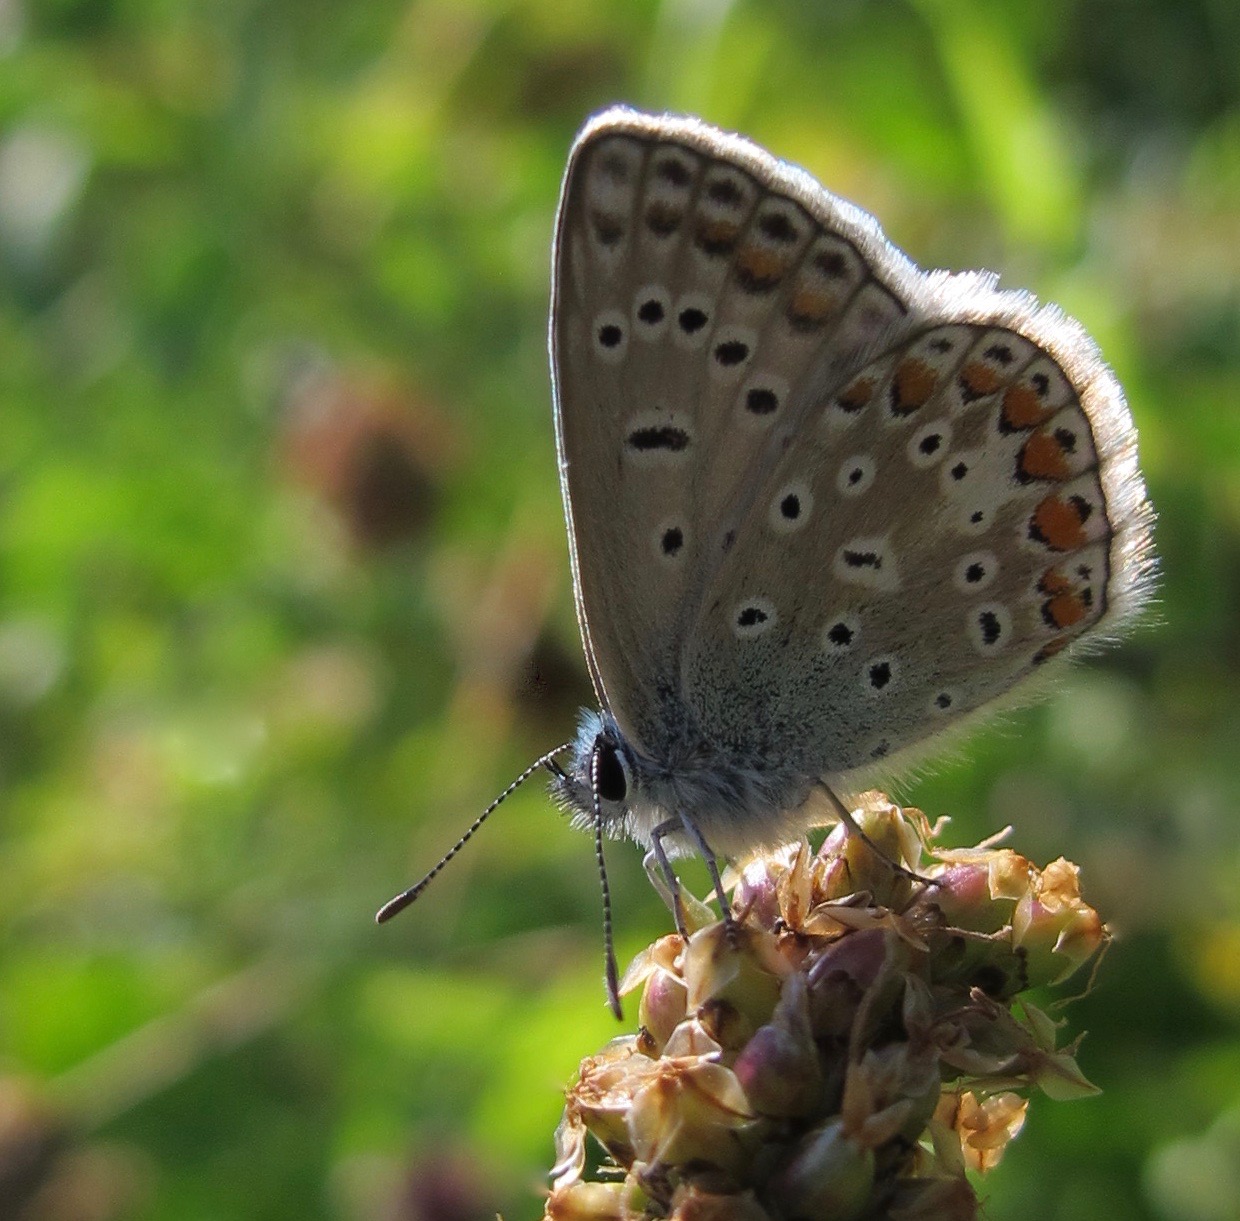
[675,813,737,937]
[647,818,738,937]
[646,822,688,936]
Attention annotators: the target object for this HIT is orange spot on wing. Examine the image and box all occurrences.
[1038,567,1073,596]
[959,361,1003,401]
[1030,495,1089,552]
[1044,592,1088,629]
[1038,563,1098,630]
[1018,430,1073,482]
[735,245,789,290]
[837,377,875,412]
[1002,382,1055,430]
[695,218,741,254]
[891,358,937,415]
[788,287,836,328]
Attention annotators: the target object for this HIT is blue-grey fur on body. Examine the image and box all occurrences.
[549,708,819,858]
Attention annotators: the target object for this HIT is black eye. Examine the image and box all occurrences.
[595,741,627,803]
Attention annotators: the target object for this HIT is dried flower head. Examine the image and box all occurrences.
[545,794,1107,1221]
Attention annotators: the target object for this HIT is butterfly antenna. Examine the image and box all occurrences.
[591,742,623,1020]
[375,742,574,924]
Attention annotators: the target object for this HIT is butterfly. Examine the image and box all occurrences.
[380,108,1154,1013]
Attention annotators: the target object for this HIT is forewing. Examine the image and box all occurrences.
[551,108,914,754]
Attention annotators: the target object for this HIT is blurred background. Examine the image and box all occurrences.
[1,0,1238,1218]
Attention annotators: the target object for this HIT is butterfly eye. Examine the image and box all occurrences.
[594,740,628,803]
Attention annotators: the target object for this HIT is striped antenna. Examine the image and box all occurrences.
[591,741,622,1020]
[375,742,574,924]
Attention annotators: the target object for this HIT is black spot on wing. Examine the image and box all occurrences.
[627,427,690,452]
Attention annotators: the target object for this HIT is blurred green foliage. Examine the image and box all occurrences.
[1,0,1238,1218]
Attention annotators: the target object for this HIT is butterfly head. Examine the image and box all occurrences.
[550,708,638,834]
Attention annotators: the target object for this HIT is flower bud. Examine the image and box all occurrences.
[680,925,786,1051]
[768,1119,876,1221]
[824,795,924,905]
[732,846,798,929]
[807,927,906,1041]
[927,850,1031,933]
[638,963,688,1054]
[732,976,822,1117]
[845,1041,943,1147]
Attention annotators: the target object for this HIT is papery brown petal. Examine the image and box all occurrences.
[938,1091,1028,1173]
[620,935,683,995]
[628,1061,755,1174]
[551,1109,588,1190]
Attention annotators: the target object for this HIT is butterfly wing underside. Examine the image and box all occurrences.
[551,107,1153,780]
[552,109,915,752]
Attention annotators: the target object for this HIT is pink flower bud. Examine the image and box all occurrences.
[639,965,688,1053]
[732,976,822,1117]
